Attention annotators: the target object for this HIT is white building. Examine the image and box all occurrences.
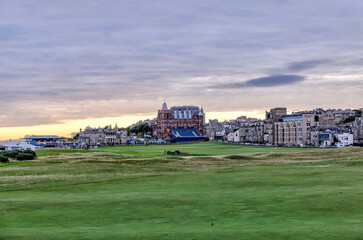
[227,132,234,142]
[233,129,240,143]
[336,133,353,147]
[4,140,21,151]
[18,141,38,151]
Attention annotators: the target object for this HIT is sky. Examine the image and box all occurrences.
[1,0,363,140]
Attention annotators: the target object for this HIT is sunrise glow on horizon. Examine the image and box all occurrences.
[0,110,266,141]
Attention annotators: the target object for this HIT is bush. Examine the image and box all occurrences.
[0,150,37,160]
[0,155,9,163]
[23,150,37,158]
[1,150,20,159]
[16,153,35,161]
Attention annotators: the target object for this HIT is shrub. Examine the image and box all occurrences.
[225,155,253,160]
[0,154,9,163]
[1,150,20,159]
[0,150,37,160]
[16,153,35,161]
[23,150,37,158]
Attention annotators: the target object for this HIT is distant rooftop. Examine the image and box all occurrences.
[280,114,303,122]
[162,101,168,110]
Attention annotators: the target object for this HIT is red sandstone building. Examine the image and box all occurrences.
[156,102,205,139]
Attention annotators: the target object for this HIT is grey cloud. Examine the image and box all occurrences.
[214,75,305,89]
[0,0,363,128]
[0,25,25,41]
[287,60,331,72]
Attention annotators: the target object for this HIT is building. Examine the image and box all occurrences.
[171,128,203,142]
[18,141,39,150]
[104,126,117,145]
[313,108,354,125]
[233,129,240,143]
[3,139,41,151]
[204,119,219,139]
[265,107,287,144]
[265,107,287,122]
[239,121,265,144]
[24,135,66,147]
[226,132,234,142]
[352,117,363,145]
[212,127,226,141]
[310,125,353,147]
[150,118,158,138]
[274,113,318,146]
[4,139,21,151]
[116,131,128,145]
[310,125,343,147]
[79,126,105,147]
[78,125,127,148]
[156,102,205,140]
[336,133,353,147]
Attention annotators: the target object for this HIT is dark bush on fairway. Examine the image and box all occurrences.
[1,150,20,159]
[0,154,9,163]
[0,150,37,160]
[166,150,187,156]
[225,155,253,160]
[24,149,37,158]
[16,153,35,161]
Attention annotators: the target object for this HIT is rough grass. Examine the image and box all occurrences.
[0,143,362,239]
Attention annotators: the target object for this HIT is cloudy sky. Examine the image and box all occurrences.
[1,0,363,140]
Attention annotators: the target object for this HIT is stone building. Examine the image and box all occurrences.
[78,125,127,148]
[310,125,341,147]
[274,113,318,146]
[310,108,354,125]
[149,118,158,138]
[156,102,205,139]
[264,107,287,144]
[265,107,287,122]
[79,126,105,147]
[309,125,353,147]
[204,119,219,139]
[233,129,240,142]
[352,117,363,145]
[239,121,265,144]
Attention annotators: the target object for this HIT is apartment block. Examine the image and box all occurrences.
[274,113,318,146]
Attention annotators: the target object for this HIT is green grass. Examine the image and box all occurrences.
[0,143,362,239]
[36,142,320,158]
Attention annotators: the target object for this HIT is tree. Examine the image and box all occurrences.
[129,123,151,136]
